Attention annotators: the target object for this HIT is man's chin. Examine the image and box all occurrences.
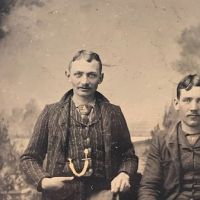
[187,121,200,128]
[77,91,95,98]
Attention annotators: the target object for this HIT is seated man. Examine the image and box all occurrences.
[139,74,200,200]
[20,50,138,200]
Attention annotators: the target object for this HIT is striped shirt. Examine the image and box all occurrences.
[64,99,106,178]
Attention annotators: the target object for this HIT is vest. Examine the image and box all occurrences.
[63,100,106,178]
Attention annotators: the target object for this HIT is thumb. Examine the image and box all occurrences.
[59,176,74,182]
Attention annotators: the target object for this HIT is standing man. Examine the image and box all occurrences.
[20,50,138,200]
[139,74,200,200]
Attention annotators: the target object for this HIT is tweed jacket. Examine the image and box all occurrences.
[138,122,183,200]
[20,90,138,193]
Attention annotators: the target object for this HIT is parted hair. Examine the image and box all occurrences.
[68,50,102,72]
[177,74,200,99]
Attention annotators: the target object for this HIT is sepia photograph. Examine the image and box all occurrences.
[1,0,200,199]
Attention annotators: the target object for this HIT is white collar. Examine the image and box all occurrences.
[72,96,96,108]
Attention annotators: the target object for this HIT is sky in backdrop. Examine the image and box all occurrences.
[1,0,200,134]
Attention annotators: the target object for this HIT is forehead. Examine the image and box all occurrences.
[179,86,200,98]
[70,58,100,72]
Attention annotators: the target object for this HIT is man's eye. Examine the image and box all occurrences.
[88,74,97,78]
[183,98,191,103]
[197,99,200,104]
[74,73,82,78]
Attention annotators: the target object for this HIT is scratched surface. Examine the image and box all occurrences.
[1,0,200,133]
[0,1,200,199]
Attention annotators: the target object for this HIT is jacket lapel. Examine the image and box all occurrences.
[58,100,71,154]
[166,122,181,181]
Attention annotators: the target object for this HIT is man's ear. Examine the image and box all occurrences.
[98,73,104,84]
[173,98,180,111]
[65,70,72,83]
[65,70,71,79]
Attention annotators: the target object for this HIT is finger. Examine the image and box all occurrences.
[122,182,131,192]
[126,182,131,188]
[111,181,120,193]
[59,176,74,182]
[111,182,116,193]
[119,181,126,192]
[111,185,119,193]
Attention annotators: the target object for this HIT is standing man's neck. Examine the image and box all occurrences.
[72,94,95,105]
[181,122,200,135]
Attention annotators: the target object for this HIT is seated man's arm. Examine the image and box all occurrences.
[111,106,138,193]
[138,134,163,200]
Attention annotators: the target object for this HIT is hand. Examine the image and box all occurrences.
[41,176,74,191]
[111,172,130,193]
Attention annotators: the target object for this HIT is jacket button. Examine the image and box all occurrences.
[90,184,94,190]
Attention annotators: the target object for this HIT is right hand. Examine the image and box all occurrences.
[41,176,74,191]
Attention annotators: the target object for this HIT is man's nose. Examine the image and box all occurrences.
[190,101,199,110]
[80,75,89,84]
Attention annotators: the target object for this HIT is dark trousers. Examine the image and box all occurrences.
[42,177,109,200]
[42,174,141,200]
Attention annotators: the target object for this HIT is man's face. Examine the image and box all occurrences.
[174,86,200,129]
[66,58,103,99]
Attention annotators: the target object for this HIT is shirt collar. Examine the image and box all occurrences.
[72,96,96,108]
[178,124,200,148]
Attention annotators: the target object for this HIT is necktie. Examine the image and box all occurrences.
[77,104,93,124]
[77,104,93,175]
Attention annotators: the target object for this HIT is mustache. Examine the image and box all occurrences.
[78,85,91,89]
[187,113,200,117]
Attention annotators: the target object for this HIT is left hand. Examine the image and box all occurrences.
[111,172,130,193]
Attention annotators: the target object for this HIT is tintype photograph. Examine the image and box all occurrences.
[1,0,200,200]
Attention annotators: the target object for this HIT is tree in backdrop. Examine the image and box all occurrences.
[151,102,178,138]
[0,113,26,193]
[0,100,41,199]
[0,0,45,39]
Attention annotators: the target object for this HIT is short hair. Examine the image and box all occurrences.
[68,50,102,72]
[177,74,200,99]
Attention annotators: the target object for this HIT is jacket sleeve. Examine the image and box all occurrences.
[138,134,163,200]
[20,105,51,191]
[113,106,138,177]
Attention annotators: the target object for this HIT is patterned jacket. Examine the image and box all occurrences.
[20,90,138,193]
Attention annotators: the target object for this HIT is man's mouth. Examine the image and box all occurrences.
[79,87,91,90]
[187,114,200,117]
